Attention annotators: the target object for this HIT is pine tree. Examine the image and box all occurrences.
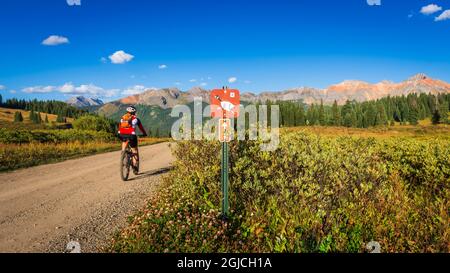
[56,114,65,123]
[30,110,41,124]
[351,110,358,127]
[365,104,376,127]
[343,113,352,127]
[439,102,449,123]
[432,109,441,125]
[331,101,341,126]
[318,100,325,126]
[376,103,388,126]
[29,110,37,123]
[14,111,24,122]
[306,104,315,126]
[296,105,306,126]
[393,106,401,122]
[36,112,42,124]
[408,106,419,125]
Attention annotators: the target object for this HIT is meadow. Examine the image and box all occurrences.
[110,125,449,253]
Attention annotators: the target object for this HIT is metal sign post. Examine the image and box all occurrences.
[218,118,232,218]
[221,140,229,217]
[210,88,240,219]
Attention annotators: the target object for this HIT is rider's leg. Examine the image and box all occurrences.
[131,147,139,166]
[121,141,127,152]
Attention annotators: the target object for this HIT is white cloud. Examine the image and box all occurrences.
[9,90,17,94]
[228,77,237,83]
[109,50,134,64]
[200,82,208,87]
[421,4,442,15]
[174,82,182,86]
[244,80,252,84]
[189,79,197,82]
[23,86,56,93]
[367,0,381,6]
[0,85,5,90]
[158,64,168,69]
[42,35,69,46]
[100,57,108,63]
[122,85,157,96]
[62,83,119,97]
[23,83,118,98]
[435,10,450,21]
[66,0,81,6]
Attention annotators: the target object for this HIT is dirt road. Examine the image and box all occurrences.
[0,142,174,253]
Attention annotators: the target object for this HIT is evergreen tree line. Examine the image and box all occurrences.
[268,93,450,128]
[13,109,54,124]
[0,97,86,120]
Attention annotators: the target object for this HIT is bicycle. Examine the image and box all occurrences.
[120,139,140,181]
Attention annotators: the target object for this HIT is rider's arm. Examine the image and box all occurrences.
[136,118,148,136]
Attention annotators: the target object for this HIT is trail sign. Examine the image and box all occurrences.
[210,89,240,118]
[219,119,232,143]
[210,88,240,219]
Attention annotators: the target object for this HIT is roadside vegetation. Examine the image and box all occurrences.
[0,103,168,172]
[110,125,449,253]
[0,137,165,172]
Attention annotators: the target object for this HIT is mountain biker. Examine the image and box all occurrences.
[118,106,148,174]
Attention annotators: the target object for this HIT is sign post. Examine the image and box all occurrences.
[210,87,240,218]
[221,140,229,217]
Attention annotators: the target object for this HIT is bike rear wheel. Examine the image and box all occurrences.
[120,150,131,181]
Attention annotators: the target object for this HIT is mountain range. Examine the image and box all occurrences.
[67,96,104,107]
[67,74,450,110]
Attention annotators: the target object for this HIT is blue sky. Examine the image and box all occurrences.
[0,0,450,102]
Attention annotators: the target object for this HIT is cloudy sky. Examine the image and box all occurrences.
[0,0,450,102]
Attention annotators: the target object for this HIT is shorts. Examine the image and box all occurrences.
[119,134,138,148]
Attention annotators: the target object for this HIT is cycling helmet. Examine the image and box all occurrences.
[126,106,137,114]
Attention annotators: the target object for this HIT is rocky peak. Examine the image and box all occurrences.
[66,96,104,107]
[408,73,429,82]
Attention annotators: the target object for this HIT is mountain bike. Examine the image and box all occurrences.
[120,139,140,181]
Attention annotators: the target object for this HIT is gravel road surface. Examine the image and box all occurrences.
[0,142,174,253]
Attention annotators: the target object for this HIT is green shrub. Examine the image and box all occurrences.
[111,131,450,253]
[72,115,115,133]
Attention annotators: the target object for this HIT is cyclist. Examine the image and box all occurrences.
[118,106,148,174]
